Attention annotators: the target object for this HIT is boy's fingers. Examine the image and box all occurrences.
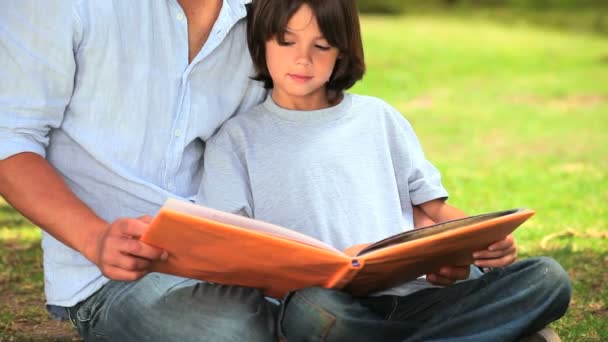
[486,234,515,252]
[438,265,469,280]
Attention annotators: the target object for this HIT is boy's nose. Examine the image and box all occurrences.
[295,48,312,66]
[296,58,312,66]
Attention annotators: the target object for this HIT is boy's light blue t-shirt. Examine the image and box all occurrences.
[198,93,449,296]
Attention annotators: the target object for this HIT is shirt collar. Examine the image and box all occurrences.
[223,0,250,21]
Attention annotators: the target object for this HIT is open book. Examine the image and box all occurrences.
[141,199,535,298]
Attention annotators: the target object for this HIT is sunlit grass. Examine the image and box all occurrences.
[0,226,42,242]
[352,14,608,340]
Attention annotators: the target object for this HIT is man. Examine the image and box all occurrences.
[0,1,274,340]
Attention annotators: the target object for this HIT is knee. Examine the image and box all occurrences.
[185,283,278,340]
[110,279,277,341]
[523,257,572,308]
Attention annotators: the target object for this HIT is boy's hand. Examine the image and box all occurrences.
[473,234,517,268]
[426,234,518,285]
[426,265,470,286]
[87,216,168,281]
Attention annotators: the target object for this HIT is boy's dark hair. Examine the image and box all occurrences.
[247,0,365,103]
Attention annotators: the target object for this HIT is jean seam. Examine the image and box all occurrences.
[278,292,294,340]
[160,276,196,303]
[73,294,109,339]
[386,297,399,320]
[67,304,79,329]
[294,291,337,340]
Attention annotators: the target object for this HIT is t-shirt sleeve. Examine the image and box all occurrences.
[387,106,449,206]
[406,135,449,205]
[196,129,253,218]
[0,1,79,160]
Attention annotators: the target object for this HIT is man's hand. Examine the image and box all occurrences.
[473,233,517,269]
[88,215,167,281]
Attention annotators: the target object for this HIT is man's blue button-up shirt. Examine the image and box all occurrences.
[0,0,265,308]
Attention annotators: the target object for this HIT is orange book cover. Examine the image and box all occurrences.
[140,199,535,298]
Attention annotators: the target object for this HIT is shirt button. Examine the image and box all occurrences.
[176,13,185,21]
[174,129,182,137]
[168,182,176,191]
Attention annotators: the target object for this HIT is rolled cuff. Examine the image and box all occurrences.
[410,187,449,206]
[0,137,47,160]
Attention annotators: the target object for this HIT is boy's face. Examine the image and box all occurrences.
[265,4,340,110]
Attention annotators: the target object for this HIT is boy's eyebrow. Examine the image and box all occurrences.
[283,29,327,40]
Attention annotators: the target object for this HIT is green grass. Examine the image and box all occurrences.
[353,13,608,341]
[2,11,608,341]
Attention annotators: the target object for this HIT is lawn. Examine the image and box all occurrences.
[1,10,607,342]
[354,13,608,341]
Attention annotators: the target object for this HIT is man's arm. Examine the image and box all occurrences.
[0,2,166,281]
[0,153,166,280]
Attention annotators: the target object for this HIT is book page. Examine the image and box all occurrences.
[164,198,340,252]
[356,208,523,256]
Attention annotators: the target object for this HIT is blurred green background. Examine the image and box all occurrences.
[351,1,608,341]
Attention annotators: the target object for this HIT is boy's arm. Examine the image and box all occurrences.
[417,199,518,285]
[417,198,467,223]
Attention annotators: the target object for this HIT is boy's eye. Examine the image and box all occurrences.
[315,44,331,51]
[278,40,294,46]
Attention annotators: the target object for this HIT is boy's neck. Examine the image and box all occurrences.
[271,92,341,111]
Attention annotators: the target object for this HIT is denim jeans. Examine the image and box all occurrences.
[68,257,571,341]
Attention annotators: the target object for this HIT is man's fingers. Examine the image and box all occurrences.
[112,254,152,272]
[117,218,148,238]
[120,237,167,261]
[138,215,154,224]
[111,219,166,261]
[101,265,148,281]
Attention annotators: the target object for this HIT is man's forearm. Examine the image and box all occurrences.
[0,152,106,262]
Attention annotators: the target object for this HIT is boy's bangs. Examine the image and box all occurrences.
[266,0,346,49]
[265,0,303,43]
[310,1,348,50]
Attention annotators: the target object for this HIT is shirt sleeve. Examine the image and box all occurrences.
[196,128,254,218]
[0,1,80,159]
[387,105,449,206]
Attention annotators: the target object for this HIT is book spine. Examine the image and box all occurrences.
[324,258,365,289]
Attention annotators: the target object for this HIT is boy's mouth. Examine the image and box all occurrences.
[288,74,313,82]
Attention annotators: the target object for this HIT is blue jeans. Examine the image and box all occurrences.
[68,257,571,341]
